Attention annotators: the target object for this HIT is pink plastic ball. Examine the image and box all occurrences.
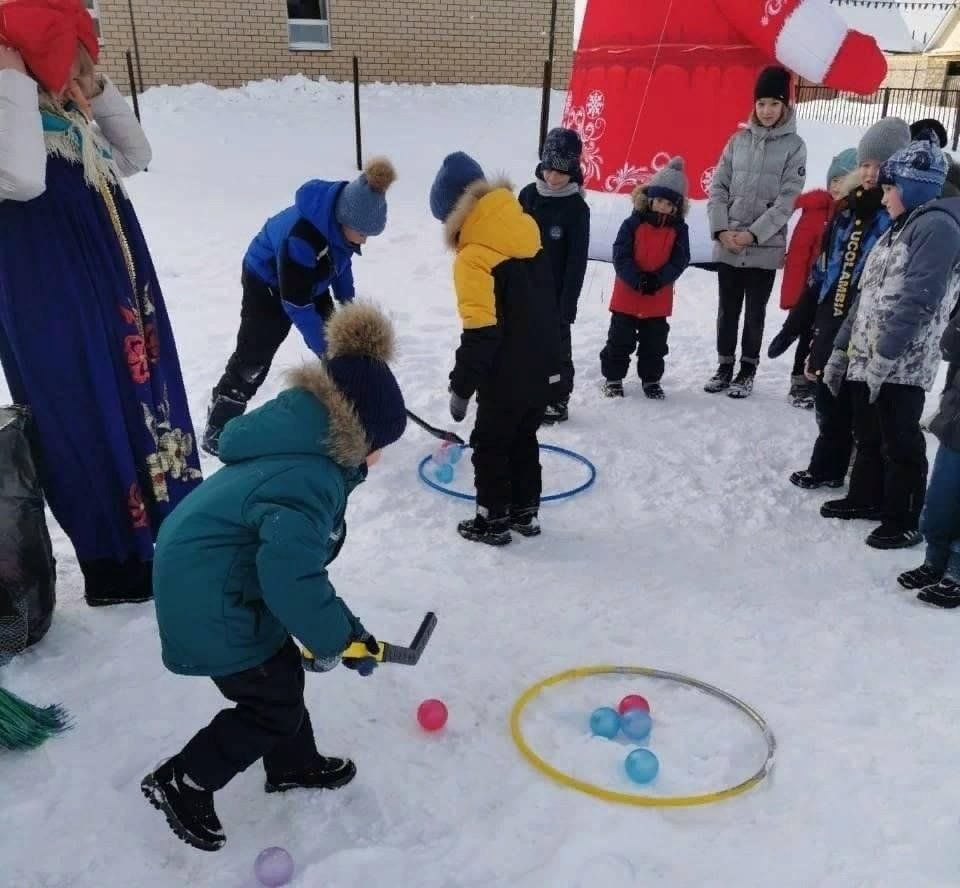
[618,694,650,716]
[417,698,448,732]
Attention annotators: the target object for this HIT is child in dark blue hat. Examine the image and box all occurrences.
[202,158,397,457]
[519,127,590,423]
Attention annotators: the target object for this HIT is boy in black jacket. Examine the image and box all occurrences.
[518,128,590,424]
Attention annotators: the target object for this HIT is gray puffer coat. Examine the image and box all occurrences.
[835,198,960,392]
[707,109,807,270]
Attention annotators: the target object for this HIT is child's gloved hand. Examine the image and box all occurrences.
[865,354,895,404]
[823,349,849,398]
[638,273,660,295]
[302,651,341,673]
[449,387,469,422]
[342,632,379,677]
[767,328,797,360]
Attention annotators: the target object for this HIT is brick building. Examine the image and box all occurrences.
[85,0,574,92]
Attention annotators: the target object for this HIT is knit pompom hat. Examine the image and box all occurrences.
[334,158,397,237]
[646,156,688,206]
[879,137,948,213]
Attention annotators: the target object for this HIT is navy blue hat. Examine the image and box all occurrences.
[540,127,582,176]
[430,152,486,222]
[879,137,948,212]
[334,158,396,237]
[324,304,406,454]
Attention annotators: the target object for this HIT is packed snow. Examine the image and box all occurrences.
[2,76,959,888]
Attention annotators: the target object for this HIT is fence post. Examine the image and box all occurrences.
[880,87,890,119]
[953,90,960,152]
[125,50,141,123]
[352,56,362,172]
[126,0,145,93]
[538,60,552,156]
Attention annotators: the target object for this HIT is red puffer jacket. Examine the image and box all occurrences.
[0,0,99,94]
[780,189,835,310]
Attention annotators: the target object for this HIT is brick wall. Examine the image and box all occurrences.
[94,0,574,92]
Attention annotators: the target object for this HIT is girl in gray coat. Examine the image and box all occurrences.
[707,66,807,398]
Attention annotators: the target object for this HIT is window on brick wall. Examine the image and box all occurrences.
[287,0,331,50]
[85,0,102,42]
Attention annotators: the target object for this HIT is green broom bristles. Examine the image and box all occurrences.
[0,687,71,750]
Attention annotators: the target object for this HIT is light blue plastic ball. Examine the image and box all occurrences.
[433,446,451,466]
[621,708,652,742]
[254,846,295,886]
[625,748,659,784]
[448,445,463,465]
[434,463,455,484]
[589,706,621,739]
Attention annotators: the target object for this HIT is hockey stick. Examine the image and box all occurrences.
[302,612,438,668]
[406,409,466,446]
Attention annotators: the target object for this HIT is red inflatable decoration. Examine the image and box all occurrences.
[565,0,887,261]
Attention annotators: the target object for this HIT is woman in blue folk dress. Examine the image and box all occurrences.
[0,4,201,606]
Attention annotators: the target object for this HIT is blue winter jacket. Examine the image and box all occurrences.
[243,180,357,355]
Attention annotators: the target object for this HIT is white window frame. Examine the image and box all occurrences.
[287,0,332,52]
[84,0,103,44]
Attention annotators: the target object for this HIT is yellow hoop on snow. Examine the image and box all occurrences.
[509,665,777,808]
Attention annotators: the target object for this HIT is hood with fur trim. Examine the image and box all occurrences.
[444,177,541,258]
[631,184,689,218]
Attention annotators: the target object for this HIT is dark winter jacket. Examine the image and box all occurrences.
[518,181,590,324]
[153,367,369,677]
[446,179,561,408]
[610,186,690,319]
[244,180,358,355]
[836,198,960,392]
[803,181,891,374]
[930,312,960,450]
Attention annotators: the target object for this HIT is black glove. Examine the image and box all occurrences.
[639,272,660,294]
[767,328,797,360]
[449,387,469,422]
[342,631,379,677]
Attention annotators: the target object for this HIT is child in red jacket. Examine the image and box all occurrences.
[781,147,857,407]
[601,157,690,399]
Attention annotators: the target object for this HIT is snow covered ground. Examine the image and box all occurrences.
[3,77,960,888]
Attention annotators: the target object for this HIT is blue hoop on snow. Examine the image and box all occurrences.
[417,444,597,503]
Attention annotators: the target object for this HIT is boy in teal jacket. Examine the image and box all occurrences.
[142,304,407,852]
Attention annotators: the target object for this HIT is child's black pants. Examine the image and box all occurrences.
[600,312,669,383]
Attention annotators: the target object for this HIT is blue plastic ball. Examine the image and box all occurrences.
[433,446,451,466]
[434,463,455,484]
[625,748,659,784]
[589,706,621,739]
[448,445,463,465]
[621,708,652,742]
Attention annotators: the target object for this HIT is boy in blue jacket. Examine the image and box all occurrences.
[143,304,407,852]
[202,159,396,456]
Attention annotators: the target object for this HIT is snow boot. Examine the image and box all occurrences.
[917,577,960,608]
[704,363,734,394]
[820,499,883,521]
[201,390,246,457]
[789,470,844,490]
[141,758,226,852]
[542,401,569,424]
[642,382,666,400]
[897,564,944,590]
[789,375,815,409]
[81,558,153,607]
[508,504,541,537]
[866,523,923,550]
[458,508,511,546]
[265,756,356,793]
[602,380,624,398]
[727,365,756,399]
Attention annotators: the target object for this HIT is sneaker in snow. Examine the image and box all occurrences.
[820,499,883,521]
[727,368,756,399]
[897,564,944,590]
[642,382,666,400]
[789,470,844,490]
[917,578,960,608]
[704,363,734,394]
[265,756,356,793]
[141,759,226,852]
[458,509,511,546]
[508,505,541,537]
[542,401,569,424]
[866,524,923,550]
[602,380,624,398]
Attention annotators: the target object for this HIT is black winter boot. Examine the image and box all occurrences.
[704,363,734,393]
[508,504,541,537]
[602,380,624,398]
[141,758,226,852]
[642,382,666,400]
[917,578,960,608]
[81,558,153,607]
[789,470,844,490]
[458,507,511,546]
[866,523,923,550]
[265,756,356,793]
[542,401,569,424]
[727,364,756,399]
[789,375,815,409]
[820,499,883,521]
[897,564,944,590]
[201,389,247,457]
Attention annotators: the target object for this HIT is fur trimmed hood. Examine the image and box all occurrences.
[630,184,689,218]
[444,176,515,248]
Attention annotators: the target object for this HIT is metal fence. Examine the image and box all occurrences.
[796,85,960,149]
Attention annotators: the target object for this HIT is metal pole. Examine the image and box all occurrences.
[126,0,144,93]
[952,89,960,151]
[547,0,558,66]
[125,50,141,122]
[352,56,362,171]
[538,60,552,156]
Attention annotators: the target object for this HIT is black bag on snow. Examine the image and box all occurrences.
[0,406,56,664]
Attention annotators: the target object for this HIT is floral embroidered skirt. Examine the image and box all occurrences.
[0,156,201,564]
